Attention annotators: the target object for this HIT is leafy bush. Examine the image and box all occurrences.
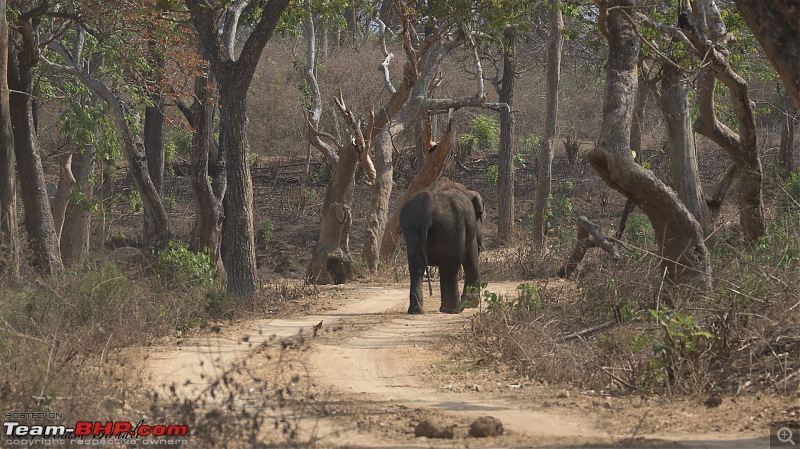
[256,218,275,249]
[479,282,541,316]
[155,240,216,289]
[484,164,499,185]
[778,169,800,217]
[460,115,500,152]
[525,133,541,158]
[165,128,192,163]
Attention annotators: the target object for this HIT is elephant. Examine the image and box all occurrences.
[400,177,484,314]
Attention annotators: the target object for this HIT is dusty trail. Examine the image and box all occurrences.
[142,282,770,448]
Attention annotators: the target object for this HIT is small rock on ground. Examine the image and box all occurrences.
[414,419,455,439]
[468,416,504,438]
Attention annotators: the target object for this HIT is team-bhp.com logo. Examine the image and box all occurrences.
[4,420,189,445]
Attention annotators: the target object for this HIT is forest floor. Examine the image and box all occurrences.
[128,281,789,448]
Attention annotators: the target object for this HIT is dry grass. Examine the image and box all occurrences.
[463,193,800,397]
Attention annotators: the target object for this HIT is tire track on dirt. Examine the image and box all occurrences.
[142,282,770,448]
[310,282,612,447]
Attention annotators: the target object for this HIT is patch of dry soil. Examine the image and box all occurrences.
[138,282,782,448]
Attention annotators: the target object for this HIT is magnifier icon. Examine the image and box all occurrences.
[778,427,796,445]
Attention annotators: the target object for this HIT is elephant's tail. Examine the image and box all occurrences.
[421,222,432,296]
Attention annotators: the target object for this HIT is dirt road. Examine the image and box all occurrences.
[142,282,772,448]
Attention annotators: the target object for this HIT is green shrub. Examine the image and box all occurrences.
[460,115,500,152]
[165,128,192,163]
[155,240,216,289]
[478,282,541,316]
[525,133,541,158]
[484,164,499,185]
[778,170,800,217]
[256,218,275,249]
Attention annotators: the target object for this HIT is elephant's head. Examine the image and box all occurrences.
[469,190,485,252]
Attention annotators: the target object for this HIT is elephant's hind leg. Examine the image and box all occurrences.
[439,264,461,314]
[407,253,426,314]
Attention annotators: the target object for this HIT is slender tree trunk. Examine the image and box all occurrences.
[497,26,517,245]
[51,152,75,240]
[61,145,94,266]
[684,1,765,242]
[657,64,709,234]
[8,38,63,274]
[616,68,648,240]
[143,98,165,241]
[144,103,165,196]
[590,0,711,289]
[779,92,796,179]
[364,127,394,271]
[219,86,257,296]
[532,0,564,253]
[0,0,18,277]
[631,66,647,162]
[190,67,226,279]
[344,7,358,43]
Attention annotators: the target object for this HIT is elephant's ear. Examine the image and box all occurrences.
[470,191,485,219]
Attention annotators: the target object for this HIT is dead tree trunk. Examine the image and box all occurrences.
[589,0,711,289]
[0,0,19,277]
[307,18,399,283]
[306,143,357,284]
[531,0,564,253]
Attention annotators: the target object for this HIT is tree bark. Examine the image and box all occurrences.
[60,146,94,267]
[364,126,394,271]
[307,143,357,284]
[190,65,226,280]
[682,1,765,242]
[219,86,257,296]
[51,152,76,241]
[187,0,290,298]
[144,103,165,196]
[8,23,63,274]
[496,26,516,245]
[0,0,18,277]
[733,1,800,110]
[532,0,564,253]
[655,63,709,234]
[589,0,711,289]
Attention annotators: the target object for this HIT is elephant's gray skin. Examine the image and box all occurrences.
[400,177,484,314]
